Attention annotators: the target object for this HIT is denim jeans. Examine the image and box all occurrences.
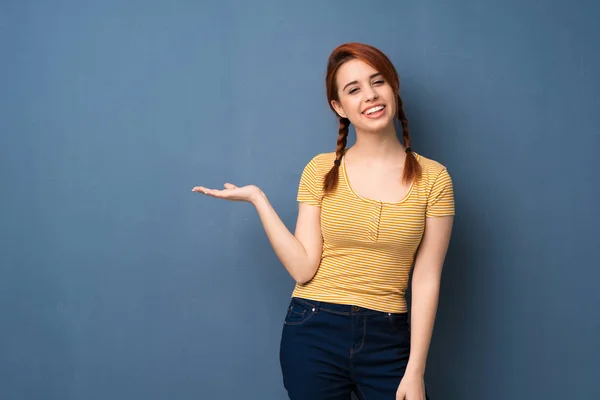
[279,297,430,400]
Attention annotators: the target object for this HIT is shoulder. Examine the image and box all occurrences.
[297,152,336,200]
[309,152,337,167]
[416,152,447,173]
[415,153,453,187]
[302,152,336,175]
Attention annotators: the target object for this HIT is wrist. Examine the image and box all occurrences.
[405,364,425,378]
[250,188,266,206]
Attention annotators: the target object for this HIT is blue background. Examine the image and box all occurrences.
[1,1,599,399]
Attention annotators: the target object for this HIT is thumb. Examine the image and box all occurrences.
[223,183,238,189]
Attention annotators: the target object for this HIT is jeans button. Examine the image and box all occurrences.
[352,305,360,312]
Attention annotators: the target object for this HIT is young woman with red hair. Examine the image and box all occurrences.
[194,42,455,400]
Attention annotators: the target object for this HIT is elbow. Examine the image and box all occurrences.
[292,264,318,285]
[295,276,311,285]
[294,273,313,285]
[411,273,442,290]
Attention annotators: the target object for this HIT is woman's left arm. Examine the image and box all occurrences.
[405,214,454,378]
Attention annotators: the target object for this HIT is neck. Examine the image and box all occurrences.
[350,124,406,160]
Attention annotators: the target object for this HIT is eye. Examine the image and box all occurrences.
[373,79,385,85]
[348,87,359,94]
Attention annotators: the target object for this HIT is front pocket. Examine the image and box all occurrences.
[288,303,306,317]
[284,299,315,326]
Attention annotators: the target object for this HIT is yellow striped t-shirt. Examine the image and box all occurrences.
[291,151,455,313]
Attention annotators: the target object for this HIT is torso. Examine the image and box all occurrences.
[292,151,454,313]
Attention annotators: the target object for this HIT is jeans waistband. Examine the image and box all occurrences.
[292,297,408,318]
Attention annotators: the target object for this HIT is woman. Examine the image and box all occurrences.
[193,42,454,400]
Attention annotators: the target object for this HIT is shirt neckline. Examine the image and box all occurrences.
[341,152,418,205]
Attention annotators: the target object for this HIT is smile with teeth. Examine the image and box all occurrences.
[364,105,385,115]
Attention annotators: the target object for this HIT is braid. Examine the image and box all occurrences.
[323,117,350,193]
[335,117,349,161]
[397,94,411,149]
[397,94,422,184]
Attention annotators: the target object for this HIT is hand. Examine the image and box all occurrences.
[192,183,262,204]
[396,372,426,400]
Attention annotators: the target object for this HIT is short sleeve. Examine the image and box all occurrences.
[297,157,323,206]
[426,168,455,217]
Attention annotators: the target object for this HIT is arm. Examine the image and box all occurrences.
[252,190,323,284]
[405,215,454,377]
[192,183,322,284]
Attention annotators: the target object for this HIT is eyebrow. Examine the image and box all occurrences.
[342,73,383,91]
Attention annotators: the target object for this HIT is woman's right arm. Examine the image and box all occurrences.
[252,189,323,284]
[193,182,322,284]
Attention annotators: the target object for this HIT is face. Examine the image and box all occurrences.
[331,59,396,133]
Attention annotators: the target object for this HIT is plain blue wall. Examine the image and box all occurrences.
[1,1,599,399]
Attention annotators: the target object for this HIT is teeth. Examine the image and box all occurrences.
[365,105,384,115]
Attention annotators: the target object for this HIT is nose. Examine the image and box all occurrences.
[364,87,379,102]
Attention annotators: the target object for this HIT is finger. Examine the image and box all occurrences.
[192,186,222,197]
[192,186,209,193]
[223,183,238,189]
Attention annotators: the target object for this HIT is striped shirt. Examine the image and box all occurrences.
[291,151,455,313]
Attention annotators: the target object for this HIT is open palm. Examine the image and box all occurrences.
[192,183,261,203]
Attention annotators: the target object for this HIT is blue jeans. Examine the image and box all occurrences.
[279,297,430,400]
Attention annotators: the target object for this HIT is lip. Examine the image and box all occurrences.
[362,104,386,114]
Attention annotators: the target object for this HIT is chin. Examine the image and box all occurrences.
[357,115,395,133]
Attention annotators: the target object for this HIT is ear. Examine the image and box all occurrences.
[330,100,347,119]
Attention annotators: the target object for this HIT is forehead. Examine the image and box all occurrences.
[336,59,379,86]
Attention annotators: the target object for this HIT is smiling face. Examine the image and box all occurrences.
[330,58,397,134]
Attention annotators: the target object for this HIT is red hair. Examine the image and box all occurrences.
[323,42,421,193]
